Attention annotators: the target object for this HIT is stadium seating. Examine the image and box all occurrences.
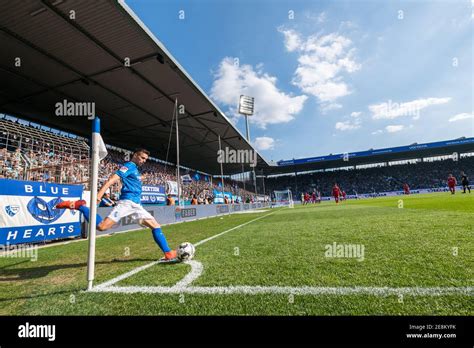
[265,156,474,197]
[0,116,257,203]
[7,115,471,202]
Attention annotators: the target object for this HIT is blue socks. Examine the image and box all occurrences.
[152,227,171,252]
[78,205,103,227]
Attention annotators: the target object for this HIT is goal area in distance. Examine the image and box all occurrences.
[272,189,294,208]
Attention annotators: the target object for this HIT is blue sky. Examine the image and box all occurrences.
[127,0,473,162]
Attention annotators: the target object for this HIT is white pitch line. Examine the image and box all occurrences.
[91,211,275,289]
[172,260,203,289]
[94,261,160,290]
[89,285,474,296]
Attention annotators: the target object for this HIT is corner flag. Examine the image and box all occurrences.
[86,117,107,290]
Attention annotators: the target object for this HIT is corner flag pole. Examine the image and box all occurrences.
[86,117,101,290]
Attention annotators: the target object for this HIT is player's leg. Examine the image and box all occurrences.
[56,200,104,227]
[97,217,117,231]
[133,204,177,260]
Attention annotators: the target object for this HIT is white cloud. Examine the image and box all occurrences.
[321,103,342,113]
[448,112,474,122]
[335,120,360,131]
[253,137,275,151]
[278,28,302,52]
[317,12,327,23]
[210,57,308,129]
[350,111,361,118]
[279,30,360,105]
[369,98,451,120]
[371,130,383,135]
[385,125,404,133]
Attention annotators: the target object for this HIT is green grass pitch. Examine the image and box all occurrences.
[1,192,472,315]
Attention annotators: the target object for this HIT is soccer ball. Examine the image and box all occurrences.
[177,242,195,261]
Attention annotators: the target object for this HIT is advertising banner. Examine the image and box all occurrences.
[0,179,83,245]
[141,185,166,205]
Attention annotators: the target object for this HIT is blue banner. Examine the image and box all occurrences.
[141,185,166,205]
[213,189,234,204]
[0,179,83,245]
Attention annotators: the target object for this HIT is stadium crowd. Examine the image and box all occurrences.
[265,156,474,197]
[0,116,258,203]
[2,116,472,202]
[99,148,256,203]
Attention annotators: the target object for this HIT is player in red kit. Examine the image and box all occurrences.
[447,174,457,194]
[403,183,410,195]
[311,191,317,204]
[332,183,340,204]
[304,192,310,205]
[341,190,347,201]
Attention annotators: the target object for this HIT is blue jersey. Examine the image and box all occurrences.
[115,161,142,204]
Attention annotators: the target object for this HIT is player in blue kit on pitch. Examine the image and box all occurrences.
[56,148,178,261]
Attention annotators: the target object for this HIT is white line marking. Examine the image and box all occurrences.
[89,285,474,296]
[92,211,275,289]
[233,209,269,214]
[172,260,203,289]
[94,261,160,290]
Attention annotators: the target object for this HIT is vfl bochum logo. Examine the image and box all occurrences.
[5,205,20,217]
[27,197,65,224]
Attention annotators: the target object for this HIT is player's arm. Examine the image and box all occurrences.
[97,174,121,203]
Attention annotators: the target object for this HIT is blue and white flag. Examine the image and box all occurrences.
[181,174,192,184]
[97,132,108,160]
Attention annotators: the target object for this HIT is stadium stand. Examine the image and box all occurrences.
[2,115,472,202]
[0,115,257,203]
[265,156,474,197]
[0,116,89,183]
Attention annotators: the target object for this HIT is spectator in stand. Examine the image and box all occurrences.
[166,194,175,206]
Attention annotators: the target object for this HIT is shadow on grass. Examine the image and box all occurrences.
[0,288,78,304]
[0,257,156,282]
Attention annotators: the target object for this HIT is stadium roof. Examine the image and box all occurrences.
[264,137,474,176]
[0,0,269,175]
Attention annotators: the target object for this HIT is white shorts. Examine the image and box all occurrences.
[107,200,154,223]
